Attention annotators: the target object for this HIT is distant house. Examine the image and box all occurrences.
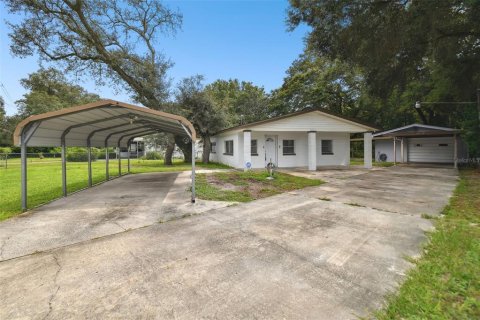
[210,108,377,170]
[373,124,468,167]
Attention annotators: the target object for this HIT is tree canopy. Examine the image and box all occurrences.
[205,79,269,127]
[287,0,480,155]
[16,68,100,117]
[5,0,181,109]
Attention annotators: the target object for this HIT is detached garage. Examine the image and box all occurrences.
[373,124,468,168]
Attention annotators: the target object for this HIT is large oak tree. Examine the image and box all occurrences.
[4,0,192,161]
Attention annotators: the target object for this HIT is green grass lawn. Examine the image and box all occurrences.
[0,158,229,221]
[350,158,394,167]
[375,169,480,319]
[196,170,323,202]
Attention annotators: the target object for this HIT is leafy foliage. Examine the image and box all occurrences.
[287,0,480,155]
[16,68,100,117]
[205,79,269,126]
[5,0,180,109]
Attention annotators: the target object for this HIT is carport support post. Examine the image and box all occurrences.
[105,144,110,180]
[393,137,397,165]
[127,141,131,173]
[191,140,196,203]
[400,138,405,163]
[454,134,458,169]
[363,132,373,169]
[20,140,27,211]
[307,131,317,171]
[61,137,67,197]
[118,143,122,176]
[87,143,92,187]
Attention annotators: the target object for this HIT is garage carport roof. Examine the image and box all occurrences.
[14,99,196,147]
[373,124,460,138]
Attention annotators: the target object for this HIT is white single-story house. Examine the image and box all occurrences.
[373,124,468,168]
[210,108,377,170]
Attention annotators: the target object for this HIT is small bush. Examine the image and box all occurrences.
[66,147,99,162]
[0,147,12,154]
[145,151,162,160]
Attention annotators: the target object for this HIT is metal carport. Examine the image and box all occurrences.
[372,124,461,168]
[13,99,197,211]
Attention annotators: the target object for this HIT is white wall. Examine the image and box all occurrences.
[209,133,241,168]
[316,132,350,166]
[375,139,401,162]
[211,131,350,169]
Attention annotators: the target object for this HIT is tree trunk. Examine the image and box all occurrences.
[175,135,192,163]
[202,136,211,164]
[164,134,175,165]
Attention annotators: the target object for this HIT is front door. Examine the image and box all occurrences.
[264,135,277,167]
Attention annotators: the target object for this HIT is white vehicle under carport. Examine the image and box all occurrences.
[373,124,468,167]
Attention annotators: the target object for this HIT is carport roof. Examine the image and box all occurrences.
[13,100,196,147]
[373,124,460,138]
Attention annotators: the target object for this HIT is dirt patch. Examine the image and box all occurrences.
[206,174,280,199]
[206,175,243,192]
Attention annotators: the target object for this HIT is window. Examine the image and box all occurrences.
[251,140,258,155]
[282,140,295,155]
[224,140,234,155]
[211,142,216,153]
[321,140,333,155]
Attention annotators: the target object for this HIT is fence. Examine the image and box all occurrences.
[0,151,144,169]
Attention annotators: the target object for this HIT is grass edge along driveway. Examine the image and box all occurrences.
[375,169,480,319]
[0,159,229,221]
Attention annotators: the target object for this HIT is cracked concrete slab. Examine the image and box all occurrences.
[0,166,458,319]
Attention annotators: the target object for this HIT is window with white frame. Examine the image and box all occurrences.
[211,142,216,153]
[224,140,234,155]
[282,140,295,155]
[321,140,333,155]
[251,139,258,155]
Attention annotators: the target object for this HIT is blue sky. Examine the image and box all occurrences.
[0,0,309,115]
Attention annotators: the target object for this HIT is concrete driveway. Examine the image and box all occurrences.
[0,166,458,319]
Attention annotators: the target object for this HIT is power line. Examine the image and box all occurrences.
[0,82,14,103]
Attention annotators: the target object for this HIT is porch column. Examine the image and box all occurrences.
[400,138,405,163]
[308,131,317,171]
[243,130,251,171]
[364,132,373,169]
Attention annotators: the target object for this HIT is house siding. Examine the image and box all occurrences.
[209,133,242,168]
[211,131,350,169]
[316,132,350,166]
[246,112,369,133]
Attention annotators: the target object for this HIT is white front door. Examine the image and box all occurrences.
[264,135,277,167]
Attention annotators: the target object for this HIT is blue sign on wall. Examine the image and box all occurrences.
[246,162,251,168]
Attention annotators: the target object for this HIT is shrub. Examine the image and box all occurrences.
[0,147,12,154]
[66,147,98,162]
[145,151,162,160]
